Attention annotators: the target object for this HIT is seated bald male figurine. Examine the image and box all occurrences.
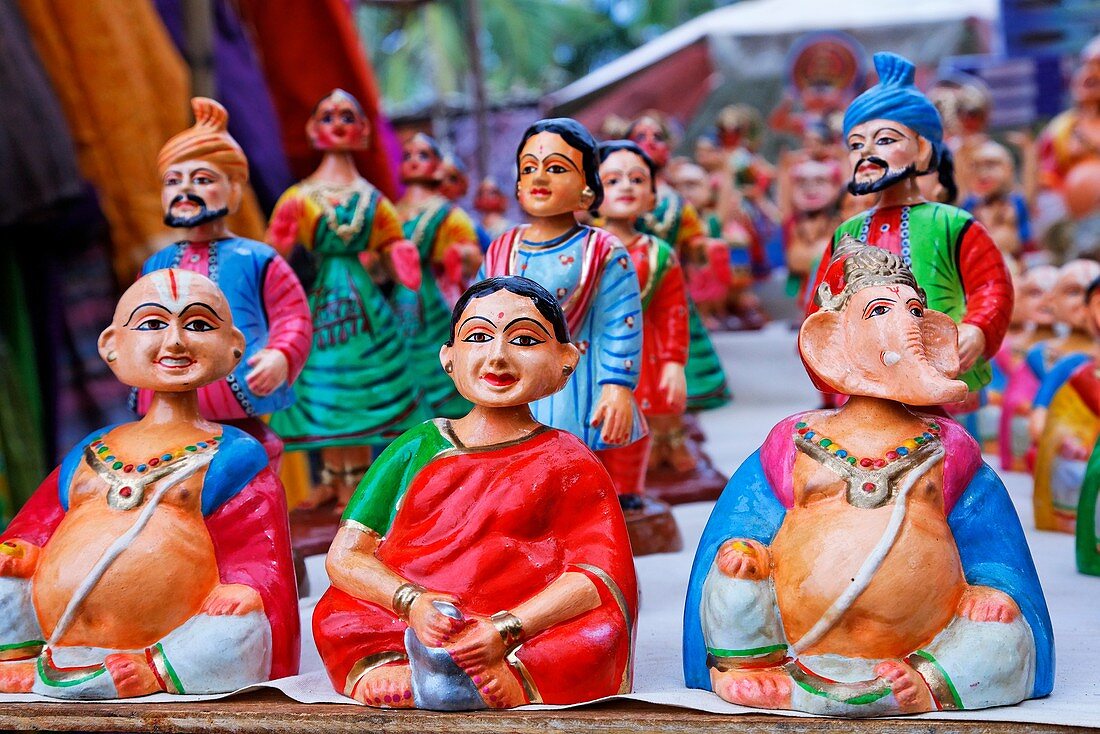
[0,270,299,699]
[684,237,1054,716]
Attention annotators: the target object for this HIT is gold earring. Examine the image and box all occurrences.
[233,348,242,359]
[515,183,522,198]
[444,362,454,374]
[562,364,574,376]
[581,186,594,200]
[106,351,117,363]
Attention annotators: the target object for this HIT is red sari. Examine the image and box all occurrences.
[313,421,638,704]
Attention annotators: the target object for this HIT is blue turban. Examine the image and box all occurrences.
[843,52,943,157]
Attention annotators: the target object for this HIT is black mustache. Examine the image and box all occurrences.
[854,156,889,175]
[170,193,207,208]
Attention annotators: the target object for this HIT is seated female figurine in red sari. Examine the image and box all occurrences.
[313,276,638,709]
[0,270,298,698]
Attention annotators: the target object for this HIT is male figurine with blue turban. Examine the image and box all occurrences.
[804,53,1013,397]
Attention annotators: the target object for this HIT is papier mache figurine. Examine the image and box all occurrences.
[684,238,1053,716]
[806,53,1013,396]
[479,123,648,494]
[961,141,1034,260]
[0,270,298,698]
[1031,276,1100,533]
[1000,265,1059,471]
[474,177,512,243]
[141,98,313,468]
[597,140,726,501]
[781,157,844,307]
[313,277,638,709]
[265,89,427,512]
[393,133,481,417]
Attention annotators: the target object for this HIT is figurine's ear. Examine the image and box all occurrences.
[305,116,320,146]
[229,326,246,367]
[98,324,118,368]
[558,341,580,386]
[439,343,454,380]
[921,310,961,378]
[228,179,244,212]
[798,310,849,392]
[358,115,373,149]
[917,135,934,171]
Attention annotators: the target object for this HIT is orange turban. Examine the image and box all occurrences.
[157,97,249,182]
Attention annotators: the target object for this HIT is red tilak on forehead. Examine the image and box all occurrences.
[169,269,178,300]
[498,312,505,319]
[887,286,900,295]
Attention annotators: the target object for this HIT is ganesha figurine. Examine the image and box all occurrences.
[0,270,299,698]
[684,238,1053,716]
[313,277,637,709]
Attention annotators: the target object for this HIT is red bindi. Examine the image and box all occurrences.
[498,312,504,319]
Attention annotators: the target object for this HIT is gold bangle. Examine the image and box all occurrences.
[490,611,524,647]
[392,582,425,621]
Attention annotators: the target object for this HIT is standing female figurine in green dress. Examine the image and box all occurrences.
[266,89,427,510]
[392,134,482,418]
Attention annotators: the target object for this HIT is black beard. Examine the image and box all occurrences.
[163,194,229,228]
[847,162,918,196]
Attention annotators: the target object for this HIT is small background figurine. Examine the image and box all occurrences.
[265,89,427,516]
[393,133,482,417]
[597,139,727,502]
[313,277,637,709]
[961,140,1036,261]
[0,270,298,698]
[140,97,314,474]
[684,238,1053,716]
[1031,275,1100,533]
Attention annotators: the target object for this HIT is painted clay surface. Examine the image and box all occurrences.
[0,270,298,699]
[685,239,1053,716]
[314,278,637,709]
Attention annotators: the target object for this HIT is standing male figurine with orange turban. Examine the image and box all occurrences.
[138,98,313,466]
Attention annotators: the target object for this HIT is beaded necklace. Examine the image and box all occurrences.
[84,434,221,511]
[794,420,942,509]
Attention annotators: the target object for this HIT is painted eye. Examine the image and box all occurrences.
[164,176,181,186]
[136,318,168,331]
[509,334,544,346]
[193,176,214,185]
[875,136,897,146]
[520,165,537,175]
[462,332,493,343]
[630,176,646,186]
[909,306,924,318]
[184,319,216,332]
[341,112,355,124]
[321,113,333,124]
[868,304,889,317]
[848,141,863,151]
[547,164,568,174]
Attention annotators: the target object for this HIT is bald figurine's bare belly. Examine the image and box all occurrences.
[32,467,219,650]
[771,459,965,659]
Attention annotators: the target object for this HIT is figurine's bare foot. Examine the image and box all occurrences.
[106,653,161,697]
[874,660,934,713]
[715,538,770,580]
[710,667,791,709]
[0,661,35,692]
[465,660,528,708]
[957,585,1021,624]
[350,662,415,708]
[665,431,698,474]
[200,583,264,616]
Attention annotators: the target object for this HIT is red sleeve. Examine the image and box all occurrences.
[958,220,1014,359]
[205,468,301,679]
[1,468,65,548]
[261,255,314,383]
[650,255,690,365]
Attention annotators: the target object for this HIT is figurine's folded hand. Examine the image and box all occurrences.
[408,591,465,647]
[245,348,289,396]
[200,583,264,616]
[715,538,770,580]
[956,323,986,373]
[444,616,506,670]
[0,540,38,578]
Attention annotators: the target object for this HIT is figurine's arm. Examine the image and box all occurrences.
[369,197,422,291]
[250,255,313,393]
[650,251,690,411]
[0,466,66,576]
[591,246,644,445]
[433,209,482,287]
[265,192,307,256]
[957,219,1014,364]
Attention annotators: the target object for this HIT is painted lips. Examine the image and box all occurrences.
[482,372,517,387]
[158,356,194,368]
[529,187,552,196]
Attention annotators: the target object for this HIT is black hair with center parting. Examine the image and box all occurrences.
[516,118,604,210]
[447,276,571,346]
[597,140,658,194]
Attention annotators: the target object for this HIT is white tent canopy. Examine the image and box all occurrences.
[545,0,1000,135]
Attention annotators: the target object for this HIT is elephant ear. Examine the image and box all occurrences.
[799,310,850,393]
[921,310,961,379]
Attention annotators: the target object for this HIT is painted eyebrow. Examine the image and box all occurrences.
[871,127,908,139]
[519,152,580,171]
[459,315,496,331]
[504,317,551,336]
[180,301,223,320]
[190,168,221,178]
[123,302,171,326]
